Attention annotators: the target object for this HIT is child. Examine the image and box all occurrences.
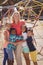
[6,28,23,65]
[22,25,30,65]
[26,30,38,65]
[3,23,10,65]
[7,28,23,50]
[29,28,37,46]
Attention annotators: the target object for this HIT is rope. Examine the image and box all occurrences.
[32,8,43,28]
[0,5,16,9]
[0,0,43,9]
[33,0,43,6]
[34,27,43,56]
[1,0,8,5]
[0,0,43,19]
[38,48,43,56]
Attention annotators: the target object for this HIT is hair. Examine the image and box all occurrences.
[29,28,34,35]
[9,28,17,34]
[24,26,28,33]
[22,25,27,33]
[27,29,34,35]
[12,11,20,23]
[27,29,31,32]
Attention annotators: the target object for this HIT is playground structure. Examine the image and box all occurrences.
[0,0,43,23]
[0,0,43,30]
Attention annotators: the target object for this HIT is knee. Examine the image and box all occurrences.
[24,55,29,60]
[7,59,14,64]
[25,57,29,60]
[23,54,30,60]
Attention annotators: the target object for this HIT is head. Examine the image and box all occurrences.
[27,30,32,37]
[10,28,17,35]
[12,11,20,24]
[5,23,11,30]
[22,25,27,33]
[31,29,34,35]
[28,27,34,35]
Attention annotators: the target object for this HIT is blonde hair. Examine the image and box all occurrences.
[12,11,20,23]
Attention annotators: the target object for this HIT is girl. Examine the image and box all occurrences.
[3,23,10,65]
[22,25,30,65]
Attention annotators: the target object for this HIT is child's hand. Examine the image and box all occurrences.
[14,43,17,46]
[12,42,17,46]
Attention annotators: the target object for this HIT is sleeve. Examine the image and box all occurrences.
[20,21,25,26]
[21,21,25,25]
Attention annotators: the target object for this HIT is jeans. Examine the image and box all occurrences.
[3,48,8,65]
[6,48,14,60]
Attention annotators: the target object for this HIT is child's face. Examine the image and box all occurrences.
[27,31,32,37]
[11,30,16,35]
[6,24,11,30]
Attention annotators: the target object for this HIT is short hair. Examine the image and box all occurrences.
[9,28,17,34]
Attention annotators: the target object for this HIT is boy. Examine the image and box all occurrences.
[26,30,38,65]
[6,28,23,65]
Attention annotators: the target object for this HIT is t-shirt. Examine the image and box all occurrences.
[9,34,23,42]
[22,32,28,47]
[26,36,36,52]
[3,30,9,48]
[7,34,23,50]
[11,21,25,35]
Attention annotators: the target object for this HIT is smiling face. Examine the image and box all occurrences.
[5,23,11,30]
[10,28,17,35]
[22,25,27,33]
[13,12,20,23]
[11,30,16,35]
[27,30,32,37]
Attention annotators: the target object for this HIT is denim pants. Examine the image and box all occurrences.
[3,48,8,65]
[6,48,14,60]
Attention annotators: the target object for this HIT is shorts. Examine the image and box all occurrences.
[22,46,29,53]
[22,42,29,53]
[29,51,37,62]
